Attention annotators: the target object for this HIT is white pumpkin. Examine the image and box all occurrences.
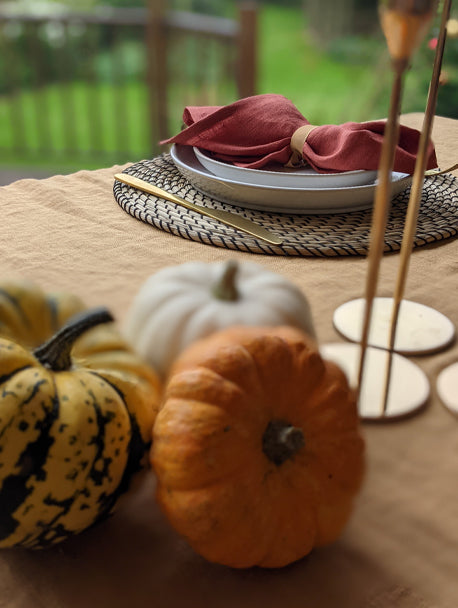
[124,259,315,378]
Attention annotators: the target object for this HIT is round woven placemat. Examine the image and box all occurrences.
[113,154,458,257]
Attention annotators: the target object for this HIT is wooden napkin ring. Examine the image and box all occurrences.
[286,124,318,167]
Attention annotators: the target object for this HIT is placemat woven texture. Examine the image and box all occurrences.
[113,154,458,257]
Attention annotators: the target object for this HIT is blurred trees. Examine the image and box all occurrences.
[304,0,379,46]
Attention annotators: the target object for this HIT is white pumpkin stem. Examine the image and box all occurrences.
[212,260,240,302]
[33,307,114,372]
[262,420,305,466]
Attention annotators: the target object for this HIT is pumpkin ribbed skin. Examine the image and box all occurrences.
[0,280,84,347]
[0,281,162,549]
[151,326,365,569]
[124,260,315,378]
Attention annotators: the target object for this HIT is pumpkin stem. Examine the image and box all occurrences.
[262,420,305,466]
[212,260,239,302]
[33,307,114,372]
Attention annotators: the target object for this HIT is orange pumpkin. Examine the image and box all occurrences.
[151,325,365,569]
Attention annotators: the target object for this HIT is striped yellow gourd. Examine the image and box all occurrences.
[0,281,161,548]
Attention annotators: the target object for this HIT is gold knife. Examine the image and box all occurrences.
[114,173,283,246]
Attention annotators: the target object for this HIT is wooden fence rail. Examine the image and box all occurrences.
[0,3,257,167]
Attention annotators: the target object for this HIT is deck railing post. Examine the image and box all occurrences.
[146,0,169,151]
[237,2,258,99]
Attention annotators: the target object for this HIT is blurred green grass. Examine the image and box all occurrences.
[0,4,450,174]
[258,5,437,123]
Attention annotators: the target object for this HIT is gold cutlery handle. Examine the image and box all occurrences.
[424,162,458,177]
[114,173,282,246]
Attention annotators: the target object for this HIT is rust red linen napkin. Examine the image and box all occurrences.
[161,94,438,174]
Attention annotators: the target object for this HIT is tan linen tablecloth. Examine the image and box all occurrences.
[1,113,457,608]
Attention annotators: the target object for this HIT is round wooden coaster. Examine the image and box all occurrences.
[437,362,458,415]
[320,343,430,420]
[333,297,455,355]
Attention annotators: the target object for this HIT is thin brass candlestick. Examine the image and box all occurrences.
[356,63,405,399]
[380,0,452,414]
[356,0,438,408]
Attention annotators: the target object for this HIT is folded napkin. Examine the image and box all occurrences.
[162,94,438,174]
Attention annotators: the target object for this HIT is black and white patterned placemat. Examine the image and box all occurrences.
[113,154,458,257]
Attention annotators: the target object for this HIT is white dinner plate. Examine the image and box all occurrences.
[193,146,378,188]
[171,145,411,215]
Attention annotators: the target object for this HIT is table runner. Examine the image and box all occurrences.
[0,113,457,608]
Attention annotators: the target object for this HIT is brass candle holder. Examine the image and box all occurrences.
[356,0,453,417]
[379,0,453,414]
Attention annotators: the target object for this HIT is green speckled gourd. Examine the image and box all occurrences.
[0,281,162,549]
